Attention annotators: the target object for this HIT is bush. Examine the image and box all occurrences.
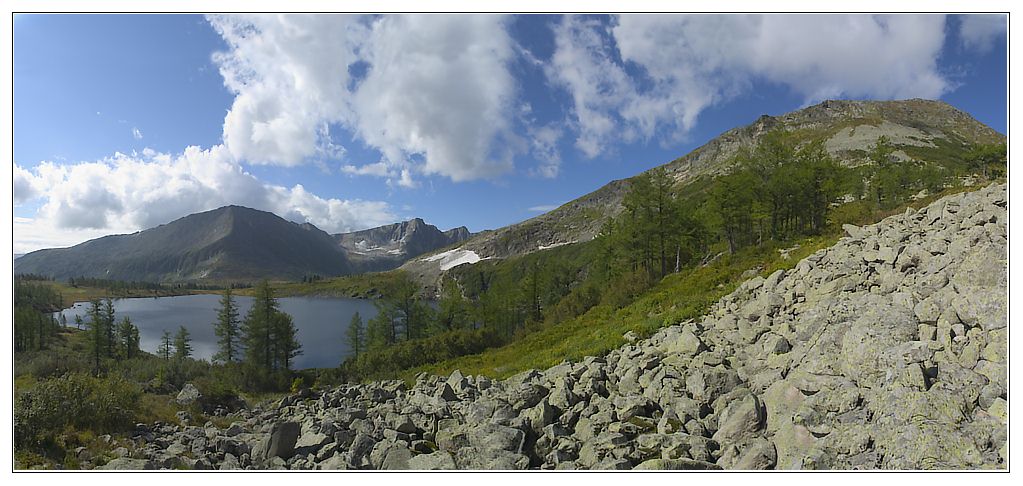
[192,373,244,412]
[343,327,507,381]
[14,373,140,447]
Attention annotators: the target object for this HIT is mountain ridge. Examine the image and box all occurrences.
[14,205,354,282]
[13,207,472,282]
[13,98,1003,284]
[336,218,473,273]
[402,98,1004,279]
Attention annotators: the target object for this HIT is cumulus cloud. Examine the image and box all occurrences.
[209,14,364,167]
[350,15,519,182]
[550,14,950,158]
[208,14,520,182]
[14,217,132,255]
[132,127,143,140]
[14,164,42,204]
[14,147,396,252]
[959,14,1006,53]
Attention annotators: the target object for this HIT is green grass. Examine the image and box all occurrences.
[35,280,206,308]
[399,181,1000,381]
[237,271,404,299]
[403,234,836,381]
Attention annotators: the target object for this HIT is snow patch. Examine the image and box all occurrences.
[538,241,575,251]
[350,239,388,255]
[423,249,482,271]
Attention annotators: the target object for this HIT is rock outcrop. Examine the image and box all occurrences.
[116,184,1007,470]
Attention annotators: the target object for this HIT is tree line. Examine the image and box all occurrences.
[13,281,63,352]
[210,282,302,390]
[333,131,1006,382]
[80,299,142,372]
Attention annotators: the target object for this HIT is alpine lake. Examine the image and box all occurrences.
[55,294,379,369]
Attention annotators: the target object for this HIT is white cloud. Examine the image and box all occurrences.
[550,14,950,158]
[350,15,519,182]
[208,14,521,182]
[547,16,635,158]
[14,164,42,204]
[132,127,143,140]
[341,161,394,178]
[959,15,1006,53]
[13,147,396,253]
[14,217,134,255]
[209,14,365,167]
[527,124,563,178]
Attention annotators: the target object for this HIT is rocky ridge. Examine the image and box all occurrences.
[410,99,1004,273]
[112,185,1007,470]
[336,218,473,273]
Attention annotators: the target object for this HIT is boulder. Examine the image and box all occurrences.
[98,457,152,470]
[294,430,331,454]
[731,438,777,470]
[175,383,201,406]
[380,444,413,470]
[408,451,457,470]
[633,458,722,470]
[712,393,764,445]
[263,422,301,461]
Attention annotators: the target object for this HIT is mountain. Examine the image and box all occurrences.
[334,218,472,273]
[126,185,1008,470]
[14,206,352,282]
[403,98,1005,276]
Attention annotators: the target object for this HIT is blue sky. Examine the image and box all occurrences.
[13,14,1007,253]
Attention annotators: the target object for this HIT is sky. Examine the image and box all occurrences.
[12,14,1007,254]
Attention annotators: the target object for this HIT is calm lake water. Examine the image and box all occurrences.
[55,294,378,369]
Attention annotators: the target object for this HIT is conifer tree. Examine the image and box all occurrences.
[173,326,192,361]
[116,316,140,360]
[103,299,116,358]
[346,311,365,357]
[241,280,299,373]
[158,329,173,360]
[272,313,301,371]
[86,299,105,372]
[366,306,396,350]
[434,278,470,333]
[242,280,279,371]
[213,288,241,363]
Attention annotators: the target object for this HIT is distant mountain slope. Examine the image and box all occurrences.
[334,218,472,273]
[14,206,352,282]
[408,98,1004,274]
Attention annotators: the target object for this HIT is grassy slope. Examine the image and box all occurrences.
[402,183,991,381]
[34,280,207,309]
[235,271,405,299]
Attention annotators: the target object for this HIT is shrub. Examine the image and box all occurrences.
[14,373,140,447]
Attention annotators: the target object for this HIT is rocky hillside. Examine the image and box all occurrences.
[336,218,472,273]
[102,185,1006,470]
[410,99,1004,275]
[13,206,352,282]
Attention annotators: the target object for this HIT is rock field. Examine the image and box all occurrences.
[108,184,1008,470]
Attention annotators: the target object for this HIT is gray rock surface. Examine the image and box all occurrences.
[119,185,1006,470]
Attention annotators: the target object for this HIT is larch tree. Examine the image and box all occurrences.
[213,288,241,364]
[346,311,365,358]
[173,326,192,361]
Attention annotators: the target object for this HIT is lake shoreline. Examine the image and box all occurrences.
[54,293,379,369]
